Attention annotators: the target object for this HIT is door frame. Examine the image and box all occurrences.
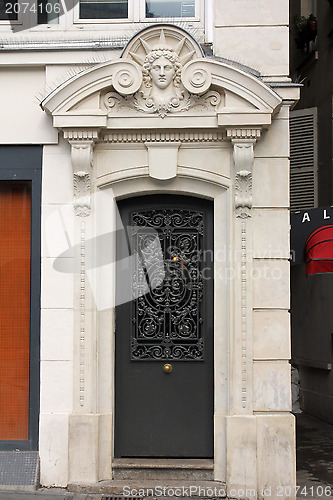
[0,146,42,451]
[95,171,231,477]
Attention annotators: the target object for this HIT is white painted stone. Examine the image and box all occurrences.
[146,142,180,180]
[41,309,74,361]
[275,105,290,120]
[68,414,99,483]
[97,309,114,412]
[252,260,290,309]
[95,146,148,179]
[213,190,230,415]
[42,204,75,259]
[42,151,73,205]
[214,27,289,77]
[226,416,257,495]
[252,209,290,259]
[178,146,231,180]
[0,67,58,144]
[215,0,289,27]
[257,414,296,500]
[41,257,74,309]
[98,414,113,481]
[253,310,291,360]
[252,158,289,208]
[39,413,69,487]
[44,136,71,155]
[40,361,73,412]
[254,361,291,411]
[255,117,290,158]
[214,413,227,482]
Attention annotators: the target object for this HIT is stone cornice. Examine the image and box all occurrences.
[63,129,99,141]
[101,131,223,144]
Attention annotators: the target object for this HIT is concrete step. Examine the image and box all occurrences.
[68,479,227,497]
[112,458,214,480]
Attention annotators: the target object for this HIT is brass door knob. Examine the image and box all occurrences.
[163,363,172,374]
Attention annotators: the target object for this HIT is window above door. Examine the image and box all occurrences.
[75,0,201,24]
[0,0,205,41]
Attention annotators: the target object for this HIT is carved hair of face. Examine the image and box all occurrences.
[142,48,182,90]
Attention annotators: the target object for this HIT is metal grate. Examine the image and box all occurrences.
[290,108,318,211]
[0,451,39,487]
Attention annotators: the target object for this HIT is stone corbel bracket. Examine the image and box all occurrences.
[227,129,261,218]
[64,130,98,217]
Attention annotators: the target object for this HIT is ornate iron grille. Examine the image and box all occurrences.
[130,208,204,361]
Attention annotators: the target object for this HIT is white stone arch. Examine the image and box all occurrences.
[93,172,230,481]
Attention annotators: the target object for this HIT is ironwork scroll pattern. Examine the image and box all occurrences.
[131,209,204,361]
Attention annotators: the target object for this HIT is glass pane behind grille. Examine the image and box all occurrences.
[80,0,128,19]
[0,182,31,440]
[146,0,195,18]
[131,208,204,361]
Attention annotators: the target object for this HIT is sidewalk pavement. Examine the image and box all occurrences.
[296,413,333,499]
[0,412,332,500]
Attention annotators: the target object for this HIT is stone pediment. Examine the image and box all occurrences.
[41,24,282,132]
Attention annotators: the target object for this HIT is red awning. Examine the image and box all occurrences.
[305,225,333,276]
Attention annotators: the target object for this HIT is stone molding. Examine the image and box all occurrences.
[103,89,222,118]
[101,130,223,143]
[235,169,253,220]
[233,143,254,219]
[67,138,96,411]
[64,130,99,141]
[41,25,282,132]
[227,128,261,141]
[70,140,94,218]
[229,133,257,412]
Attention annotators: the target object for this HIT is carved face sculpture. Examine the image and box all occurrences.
[150,55,176,90]
[142,48,182,93]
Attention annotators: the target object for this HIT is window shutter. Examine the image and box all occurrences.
[290,107,318,210]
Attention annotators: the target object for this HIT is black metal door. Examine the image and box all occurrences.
[115,195,214,458]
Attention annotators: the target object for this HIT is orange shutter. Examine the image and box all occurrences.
[0,182,31,440]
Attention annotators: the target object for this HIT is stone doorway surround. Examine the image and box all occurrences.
[41,24,299,498]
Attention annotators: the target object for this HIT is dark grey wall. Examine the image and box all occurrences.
[291,265,333,423]
[290,1,333,424]
[290,1,333,206]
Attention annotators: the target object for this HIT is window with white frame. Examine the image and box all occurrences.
[146,0,195,18]
[0,0,203,29]
[79,0,128,20]
[77,0,199,21]
[0,0,60,25]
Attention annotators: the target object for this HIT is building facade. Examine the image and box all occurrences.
[0,1,299,496]
[290,0,333,424]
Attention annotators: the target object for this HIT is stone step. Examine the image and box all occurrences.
[112,458,214,480]
[68,479,227,497]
